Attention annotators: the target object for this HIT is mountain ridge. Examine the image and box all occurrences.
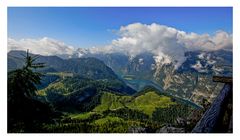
[8,49,232,105]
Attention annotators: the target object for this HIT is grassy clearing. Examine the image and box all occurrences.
[37,81,69,96]
[93,91,176,117]
[47,72,73,78]
[127,91,176,116]
[69,112,97,120]
[93,92,132,112]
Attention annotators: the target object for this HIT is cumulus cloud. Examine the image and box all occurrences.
[8,37,75,56]
[8,23,232,68]
[100,23,232,68]
[177,30,232,51]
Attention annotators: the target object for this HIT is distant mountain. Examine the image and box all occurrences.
[8,50,119,80]
[178,50,232,75]
[72,49,232,105]
[151,50,232,104]
[8,49,232,105]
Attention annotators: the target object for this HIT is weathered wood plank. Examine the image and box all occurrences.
[192,84,232,133]
[213,76,232,83]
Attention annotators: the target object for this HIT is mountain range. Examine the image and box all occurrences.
[8,48,232,105]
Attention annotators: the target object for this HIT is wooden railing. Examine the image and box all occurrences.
[192,76,232,133]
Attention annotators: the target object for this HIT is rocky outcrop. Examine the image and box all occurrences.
[128,127,146,133]
[156,126,185,133]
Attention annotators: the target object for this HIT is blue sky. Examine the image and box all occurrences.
[8,7,232,48]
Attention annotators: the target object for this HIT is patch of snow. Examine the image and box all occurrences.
[198,53,206,59]
[139,58,144,65]
[212,66,224,72]
[207,60,216,65]
[191,61,203,71]
[151,64,156,70]
[153,54,172,67]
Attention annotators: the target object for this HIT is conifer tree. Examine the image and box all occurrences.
[8,50,47,132]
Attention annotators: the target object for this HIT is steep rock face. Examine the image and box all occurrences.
[90,50,231,105]
[195,80,226,104]
[152,63,224,104]
[89,52,156,80]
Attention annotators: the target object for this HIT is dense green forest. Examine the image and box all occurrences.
[8,51,204,133]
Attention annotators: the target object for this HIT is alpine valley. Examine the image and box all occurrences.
[7,47,232,132]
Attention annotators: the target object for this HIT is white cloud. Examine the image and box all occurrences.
[102,23,232,68]
[8,23,232,68]
[8,37,75,56]
[177,30,232,51]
